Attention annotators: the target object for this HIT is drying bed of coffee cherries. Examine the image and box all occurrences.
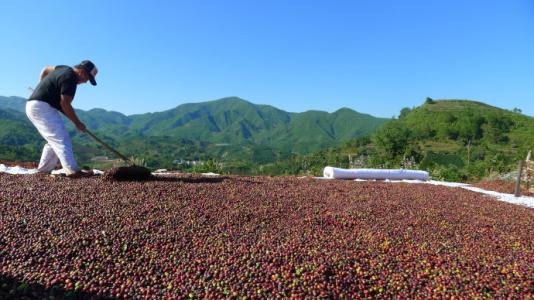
[0,173,532,299]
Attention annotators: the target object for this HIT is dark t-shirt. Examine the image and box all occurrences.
[28,65,77,113]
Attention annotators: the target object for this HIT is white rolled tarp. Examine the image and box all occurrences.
[323,166,429,181]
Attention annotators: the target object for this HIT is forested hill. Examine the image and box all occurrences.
[124,97,387,153]
[271,99,534,181]
[373,99,534,173]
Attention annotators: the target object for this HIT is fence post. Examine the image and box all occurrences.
[527,151,532,190]
[514,160,524,197]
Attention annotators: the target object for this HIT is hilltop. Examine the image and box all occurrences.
[267,99,534,181]
[387,99,534,179]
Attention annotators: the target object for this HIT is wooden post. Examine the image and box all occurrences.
[527,151,532,190]
[514,160,524,197]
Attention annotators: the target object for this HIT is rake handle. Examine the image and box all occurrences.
[85,130,132,164]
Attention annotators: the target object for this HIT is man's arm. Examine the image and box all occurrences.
[60,94,86,132]
[39,66,55,81]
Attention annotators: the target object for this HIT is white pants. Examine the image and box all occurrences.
[26,100,80,174]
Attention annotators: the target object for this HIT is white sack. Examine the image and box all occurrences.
[0,164,39,175]
[0,164,104,176]
[323,166,429,181]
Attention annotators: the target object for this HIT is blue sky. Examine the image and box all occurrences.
[1,0,533,117]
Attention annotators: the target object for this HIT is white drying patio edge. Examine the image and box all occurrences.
[420,180,533,208]
[0,164,104,176]
[0,164,39,175]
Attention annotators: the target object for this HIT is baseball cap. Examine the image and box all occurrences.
[75,60,98,86]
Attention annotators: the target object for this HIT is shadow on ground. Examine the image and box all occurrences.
[152,175,227,184]
[0,273,112,300]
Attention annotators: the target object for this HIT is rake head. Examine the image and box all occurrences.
[102,166,153,181]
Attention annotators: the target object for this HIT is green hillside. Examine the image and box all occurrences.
[125,97,386,154]
[375,99,533,178]
[0,108,42,161]
[127,97,292,145]
[276,108,387,153]
[0,96,26,112]
[268,99,534,181]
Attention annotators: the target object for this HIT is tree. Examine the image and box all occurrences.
[512,108,522,114]
[399,107,412,119]
[373,121,412,162]
[482,114,512,143]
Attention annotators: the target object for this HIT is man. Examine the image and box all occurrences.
[26,60,98,177]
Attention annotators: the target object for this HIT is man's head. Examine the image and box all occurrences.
[74,60,98,86]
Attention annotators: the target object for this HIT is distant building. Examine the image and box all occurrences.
[174,159,204,167]
[91,156,120,163]
[91,156,112,162]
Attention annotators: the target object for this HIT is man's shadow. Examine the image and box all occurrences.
[151,175,228,184]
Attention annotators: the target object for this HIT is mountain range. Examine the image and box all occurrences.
[2,95,533,180]
[0,96,388,165]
